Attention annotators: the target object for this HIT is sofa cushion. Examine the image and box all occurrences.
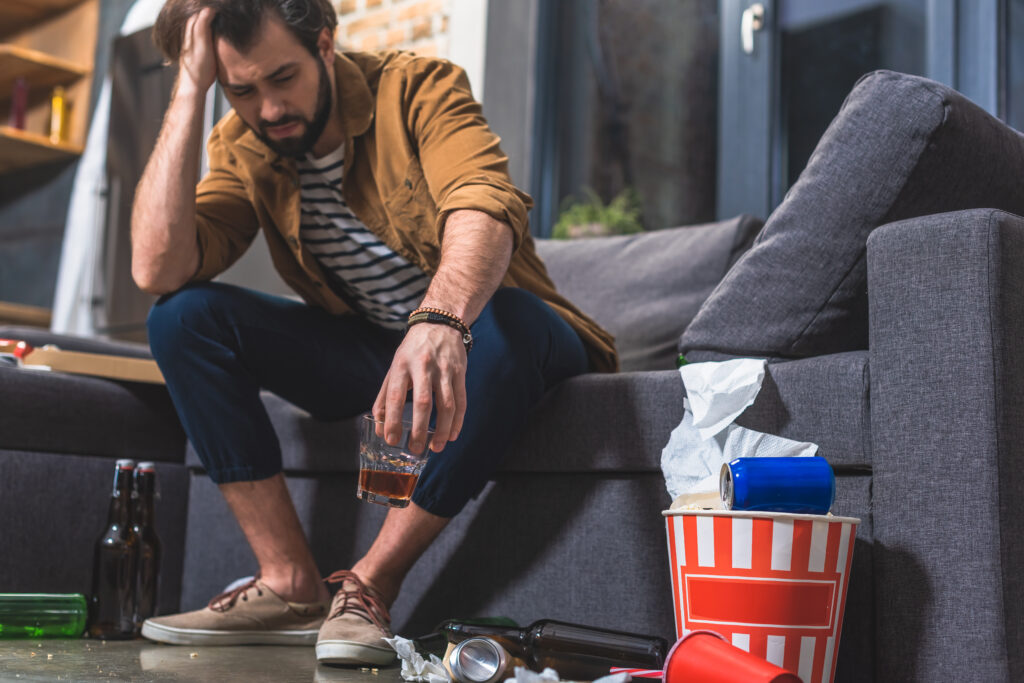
[186,351,870,474]
[0,365,185,462]
[0,327,184,462]
[535,216,762,371]
[681,70,1024,360]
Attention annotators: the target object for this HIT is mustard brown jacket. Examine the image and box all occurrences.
[191,50,617,372]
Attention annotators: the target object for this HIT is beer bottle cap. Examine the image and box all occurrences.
[115,459,135,470]
[137,462,156,472]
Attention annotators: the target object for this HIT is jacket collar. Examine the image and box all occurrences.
[236,51,374,161]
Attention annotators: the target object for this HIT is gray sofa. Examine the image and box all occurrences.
[1,69,1022,682]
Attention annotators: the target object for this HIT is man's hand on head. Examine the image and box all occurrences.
[372,323,468,456]
[178,7,218,97]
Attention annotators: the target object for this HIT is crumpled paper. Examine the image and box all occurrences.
[682,358,766,441]
[662,359,818,506]
[384,635,450,683]
[504,667,560,683]
[503,668,631,683]
[382,639,635,683]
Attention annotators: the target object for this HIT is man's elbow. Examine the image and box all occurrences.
[132,263,189,297]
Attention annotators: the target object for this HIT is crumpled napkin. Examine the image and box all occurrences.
[384,635,450,683]
[662,359,818,506]
[503,666,631,683]
[681,358,766,441]
[504,667,560,683]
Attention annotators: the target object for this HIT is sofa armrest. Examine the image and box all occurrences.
[867,208,1024,680]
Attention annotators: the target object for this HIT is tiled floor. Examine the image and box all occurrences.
[0,639,404,682]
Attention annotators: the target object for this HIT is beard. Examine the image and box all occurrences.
[251,57,333,158]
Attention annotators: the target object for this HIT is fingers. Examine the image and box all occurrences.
[430,361,466,452]
[383,365,412,449]
[179,7,217,94]
[430,371,455,453]
[183,7,214,57]
[408,373,433,455]
[375,326,467,455]
[372,369,391,438]
[449,372,468,443]
[193,7,216,33]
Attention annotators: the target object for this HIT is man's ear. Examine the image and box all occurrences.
[317,26,334,63]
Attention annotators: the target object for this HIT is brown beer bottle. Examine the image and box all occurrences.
[88,459,138,639]
[442,619,669,680]
[131,462,160,630]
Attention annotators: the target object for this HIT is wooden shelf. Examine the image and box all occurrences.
[0,300,52,328]
[0,0,89,39]
[0,44,88,104]
[0,125,82,172]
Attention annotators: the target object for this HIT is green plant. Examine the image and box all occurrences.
[551,187,644,239]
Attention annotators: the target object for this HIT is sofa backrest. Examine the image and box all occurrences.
[681,70,1024,361]
[535,215,762,371]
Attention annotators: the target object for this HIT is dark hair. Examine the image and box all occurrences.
[153,0,337,62]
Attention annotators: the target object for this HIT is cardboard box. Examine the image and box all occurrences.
[0,338,164,384]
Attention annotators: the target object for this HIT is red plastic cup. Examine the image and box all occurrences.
[663,631,802,683]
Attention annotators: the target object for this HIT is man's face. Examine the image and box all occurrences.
[215,16,333,158]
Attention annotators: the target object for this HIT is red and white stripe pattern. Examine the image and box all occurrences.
[664,512,857,683]
[607,668,663,679]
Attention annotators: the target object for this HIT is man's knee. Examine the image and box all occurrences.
[485,288,548,339]
[146,282,231,359]
[475,288,559,368]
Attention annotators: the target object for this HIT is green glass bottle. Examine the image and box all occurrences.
[0,594,87,638]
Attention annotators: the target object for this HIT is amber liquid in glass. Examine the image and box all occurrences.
[359,469,419,501]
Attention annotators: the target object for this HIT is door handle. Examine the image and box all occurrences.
[741,3,765,55]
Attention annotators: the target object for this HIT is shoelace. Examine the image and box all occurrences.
[323,570,391,633]
[208,575,264,612]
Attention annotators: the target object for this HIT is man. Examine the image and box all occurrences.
[132,0,617,667]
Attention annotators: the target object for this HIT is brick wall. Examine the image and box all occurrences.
[335,0,453,58]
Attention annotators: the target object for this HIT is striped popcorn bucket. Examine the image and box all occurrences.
[662,510,859,683]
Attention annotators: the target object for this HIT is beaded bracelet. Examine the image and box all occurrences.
[410,307,469,330]
[407,309,474,353]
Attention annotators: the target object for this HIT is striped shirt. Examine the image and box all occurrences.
[296,145,430,329]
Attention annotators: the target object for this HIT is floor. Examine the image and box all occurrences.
[0,639,405,682]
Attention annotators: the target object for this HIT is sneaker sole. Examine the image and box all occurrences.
[141,619,320,646]
[316,639,397,665]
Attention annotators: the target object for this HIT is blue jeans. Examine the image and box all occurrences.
[146,282,589,517]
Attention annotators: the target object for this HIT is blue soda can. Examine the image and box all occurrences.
[720,456,835,514]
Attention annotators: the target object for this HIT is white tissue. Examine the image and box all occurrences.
[504,667,560,683]
[680,358,766,441]
[592,673,632,683]
[384,635,451,683]
[661,361,819,505]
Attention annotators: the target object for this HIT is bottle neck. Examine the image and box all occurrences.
[133,472,155,527]
[442,622,528,656]
[524,620,669,670]
[107,468,133,528]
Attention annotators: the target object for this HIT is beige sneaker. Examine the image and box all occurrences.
[315,570,397,665]
[140,576,328,646]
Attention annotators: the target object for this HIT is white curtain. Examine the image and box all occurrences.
[50,0,168,335]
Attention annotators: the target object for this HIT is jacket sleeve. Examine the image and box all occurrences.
[402,58,533,251]
[190,125,260,282]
